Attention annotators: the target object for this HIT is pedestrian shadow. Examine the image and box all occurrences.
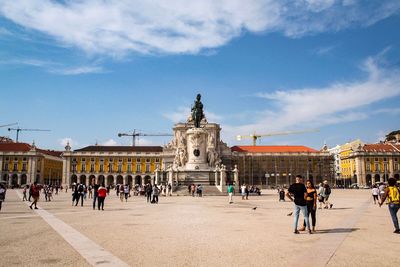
[316,228,360,234]
[330,207,353,210]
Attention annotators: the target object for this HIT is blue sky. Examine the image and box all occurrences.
[0,0,399,150]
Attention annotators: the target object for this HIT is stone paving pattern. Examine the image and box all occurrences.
[0,189,398,267]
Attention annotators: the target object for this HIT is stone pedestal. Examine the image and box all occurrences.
[185,128,209,171]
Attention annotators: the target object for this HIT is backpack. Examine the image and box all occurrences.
[388,186,400,204]
[325,186,331,195]
[78,184,84,193]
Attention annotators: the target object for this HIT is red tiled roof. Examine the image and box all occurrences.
[37,149,63,157]
[74,146,163,152]
[0,142,31,152]
[363,144,399,152]
[231,145,318,153]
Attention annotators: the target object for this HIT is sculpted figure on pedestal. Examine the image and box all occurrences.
[191,94,204,128]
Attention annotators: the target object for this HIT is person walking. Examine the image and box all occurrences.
[241,184,246,200]
[372,185,379,204]
[22,185,28,201]
[28,183,33,202]
[286,175,311,234]
[300,180,317,232]
[92,180,100,210]
[119,184,124,202]
[379,183,386,201]
[0,183,6,211]
[191,184,196,197]
[146,183,152,203]
[123,184,130,202]
[227,183,234,204]
[29,182,40,210]
[75,183,84,207]
[152,184,160,204]
[317,183,325,209]
[168,183,172,196]
[379,178,400,234]
[323,181,333,209]
[97,183,107,211]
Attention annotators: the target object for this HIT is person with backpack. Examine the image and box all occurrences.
[97,183,107,211]
[379,178,400,234]
[322,180,333,209]
[75,183,84,206]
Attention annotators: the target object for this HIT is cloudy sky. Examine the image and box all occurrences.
[0,0,399,150]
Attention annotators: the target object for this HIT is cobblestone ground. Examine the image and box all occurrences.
[0,189,398,267]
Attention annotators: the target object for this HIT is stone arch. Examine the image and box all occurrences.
[107,175,114,186]
[98,175,105,185]
[71,175,78,185]
[374,174,380,183]
[366,174,372,185]
[116,175,123,185]
[2,173,9,184]
[126,175,133,186]
[135,175,142,185]
[144,175,152,185]
[89,175,96,185]
[383,174,389,182]
[80,175,87,186]
[21,174,27,185]
[11,173,18,187]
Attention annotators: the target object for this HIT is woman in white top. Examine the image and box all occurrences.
[241,184,246,200]
[372,185,380,204]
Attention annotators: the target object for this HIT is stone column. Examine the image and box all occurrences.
[17,174,21,186]
[123,176,128,185]
[168,167,174,191]
[155,168,159,185]
[214,169,219,186]
[113,176,117,186]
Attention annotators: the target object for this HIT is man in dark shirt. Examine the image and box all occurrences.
[286,175,311,234]
[92,179,100,210]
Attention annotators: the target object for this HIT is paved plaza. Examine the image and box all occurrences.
[0,189,398,267]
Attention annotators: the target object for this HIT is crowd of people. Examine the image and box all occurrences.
[0,175,398,235]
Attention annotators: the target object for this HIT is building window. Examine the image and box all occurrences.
[137,158,141,163]
[156,158,160,163]
[91,158,94,162]
[4,163,9,171]
[128,158,132,162]
[90,164,94,172]
[118,164,122,173]
[82,158,86,162]
[136,163,141,172]
[366,163,371,172]
[22,163,27,172]
[375,158,378,162]
[375,163,380,172]
[108,163,113,172]
[82,164,86,172]
[72,164,77,172]
[384,158,387,162]
[384,163,388,171]
[13,163,17,171]
[109,158,113,162]
[145,164,150,173]
[394,163,399,171]
[119,158,122,162]
[146,159,150,163]
[127,164,132,172]
[100,164,104,172]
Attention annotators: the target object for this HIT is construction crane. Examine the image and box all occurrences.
[8,127,51,143]
[0,123,18,128]
[118,129,173,146]
[236,129,319,146]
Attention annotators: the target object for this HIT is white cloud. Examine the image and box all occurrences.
[312,45,337,56]
[59,137,77,148]
[0,1,398,57]
[50,65,104,75]
[222,53,400,145]
[101,139,119,146]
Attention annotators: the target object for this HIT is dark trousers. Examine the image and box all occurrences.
[0,201,2,210]
[98,197,105,210]
[152,195,159,203]
[304,201,316,227]
[93,193,98,209]
[147,193,152,203]
[75,194,83,206]
[28,192,32,202]
[388,203,399,230]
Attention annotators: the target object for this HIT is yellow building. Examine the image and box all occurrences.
[0,142,63,187]
[62,143,163,186]
[339,139,363,184]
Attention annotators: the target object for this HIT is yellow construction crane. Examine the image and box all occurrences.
[118,129,173,146]
[236,129,319,146]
